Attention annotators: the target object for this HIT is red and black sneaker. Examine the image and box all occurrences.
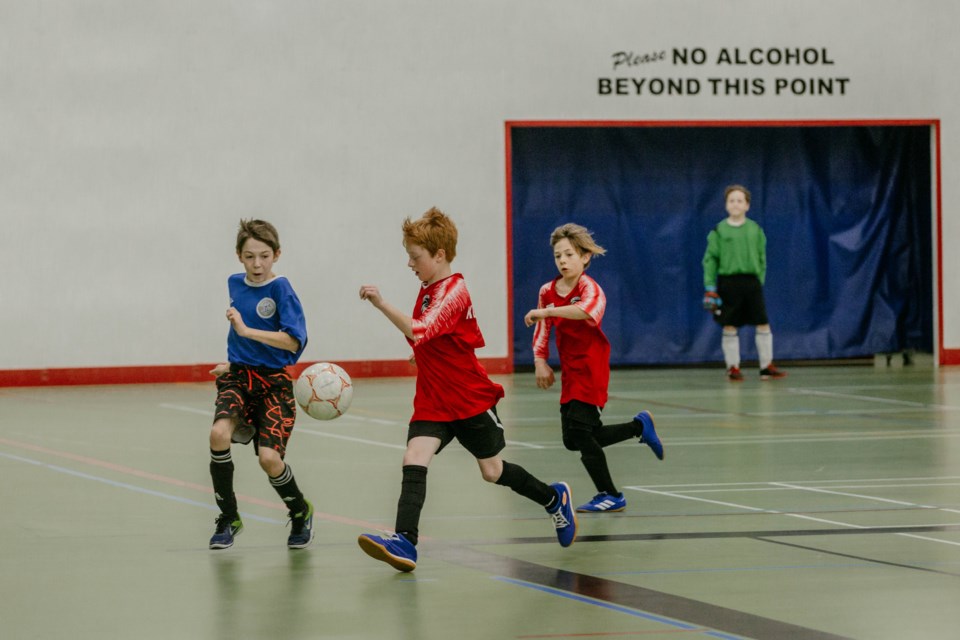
[727,366,744,382]
[760,365,787,380]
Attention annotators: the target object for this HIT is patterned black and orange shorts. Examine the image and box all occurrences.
[214,364,297,457]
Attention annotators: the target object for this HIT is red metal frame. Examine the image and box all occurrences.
[504,119,950,366]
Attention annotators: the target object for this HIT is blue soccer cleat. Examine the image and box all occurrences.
[357,532,417,572]
[635,410,664,460]
[209,514,243,550]
[287,500,315,549]
[576,492,627,513]
[546,482,577,547]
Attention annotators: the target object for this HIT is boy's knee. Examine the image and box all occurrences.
[258,448,284,475]
[723,327,738,337]
[477,458,503,483]
[209,419,233,449]
[563,427,594,452]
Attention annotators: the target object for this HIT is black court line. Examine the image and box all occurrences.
[424,524,960,640]
[756,537,960,578]
[426,544,853,640]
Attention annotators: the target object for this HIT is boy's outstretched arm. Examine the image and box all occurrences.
[524,305,590,326]
[359,284,415,340]
[226,307,301,352]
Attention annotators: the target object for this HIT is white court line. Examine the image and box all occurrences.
[296,428,406,449]
[666,482,960,494]
[159,403,214,416]
[298,428,543,450]
[626,484,960,548]
[337,414,403,426]
[771,482,936,508]
[160,402,404,426]
[629,487,772,513]
[162,403,545,450]
[789,387,960,411]
[773,482,960,547]
[505,440,546,449]
[639,475,960,489]
[645,433,960,446]
[0,450,284,524]
[508,406,945,423]
[467,430,960,450]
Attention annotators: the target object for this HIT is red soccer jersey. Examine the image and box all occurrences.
[408,273,504,422]
[531,273,610,407]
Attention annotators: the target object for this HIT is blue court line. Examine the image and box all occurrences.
[0,450,283,525]
[492,576,745,640]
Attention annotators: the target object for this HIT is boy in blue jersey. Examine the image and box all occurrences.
[207,219,314,550]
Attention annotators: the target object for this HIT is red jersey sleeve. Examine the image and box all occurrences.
[531,281,553,361]
[572,275,606,325]
[410,277,472,345]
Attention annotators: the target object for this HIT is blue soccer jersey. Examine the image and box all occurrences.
[226,273,308,368]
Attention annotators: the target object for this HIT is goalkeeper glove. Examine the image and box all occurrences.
[703,287,721,311]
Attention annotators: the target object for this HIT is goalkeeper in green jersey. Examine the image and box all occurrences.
[702,185,787,382]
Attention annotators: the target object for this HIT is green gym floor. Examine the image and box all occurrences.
[2,364,959,639]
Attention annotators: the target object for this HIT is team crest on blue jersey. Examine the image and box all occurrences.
[257,297,277,319]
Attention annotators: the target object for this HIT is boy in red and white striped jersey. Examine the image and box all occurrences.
[524,223,664,513]
[356,207,577,572]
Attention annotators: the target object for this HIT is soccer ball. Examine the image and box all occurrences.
[294,362,353,420]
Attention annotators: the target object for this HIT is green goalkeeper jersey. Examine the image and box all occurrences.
[702,218,767,287]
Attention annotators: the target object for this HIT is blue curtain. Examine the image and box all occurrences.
[510,125,933,366]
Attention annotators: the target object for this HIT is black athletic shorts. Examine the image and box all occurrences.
[560,399,603,450]
[715,274,770,327]
[408,405,506,459]
[214,364,297,457]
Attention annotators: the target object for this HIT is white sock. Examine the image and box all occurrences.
[722,329,740,369]
[756,329,773,370]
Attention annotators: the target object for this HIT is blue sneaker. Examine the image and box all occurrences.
[357,532,417,572]
[287,500,315,549]
[635,410,664,460]
[546,482,577,547]
[576,492,627,513]
[209,514,243,549]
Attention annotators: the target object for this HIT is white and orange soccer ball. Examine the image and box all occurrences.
[294,362,353,420]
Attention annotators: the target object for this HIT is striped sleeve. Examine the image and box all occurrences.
[410,277,468,343]
[573,275,606,326]
[531,283,552,361]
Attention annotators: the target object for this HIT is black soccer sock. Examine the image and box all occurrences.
[496,461,555,507]
[269,463,308,515]
[210,449,238,517]
[395,465,428,546]
[568,431,618,495]
[596,421,640,447]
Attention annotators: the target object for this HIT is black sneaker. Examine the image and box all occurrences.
[287,500,315,549]
[759,365,787,380]
[209,514,243,549]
